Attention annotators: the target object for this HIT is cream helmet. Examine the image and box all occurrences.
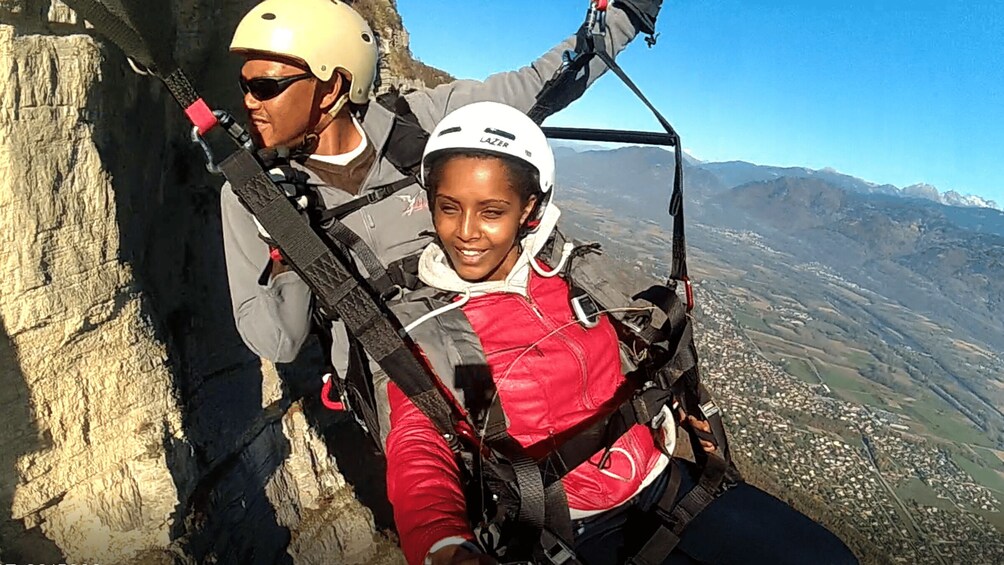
[230,0,379,109]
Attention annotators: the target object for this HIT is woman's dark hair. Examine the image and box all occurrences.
[425,149,541,207]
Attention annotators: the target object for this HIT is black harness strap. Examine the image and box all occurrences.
[459,364,550,532]
[628,467,685,565]
[589,42,689,287]
[387,254,422,291]
[218,149,461,444]
[344,334,384,438]
[162,67,202,110]
[61,0,164,71]
[317,175,416,223]
[466,349,576,554]
[507,442,548,529]
[629,454,729,564]
[321,218,398,298]
[60,0,221,136]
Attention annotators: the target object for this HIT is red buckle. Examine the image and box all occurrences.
[320,375,345,411]
[185,98,218,135]
[269,246,284,263]
[683,277,695,312]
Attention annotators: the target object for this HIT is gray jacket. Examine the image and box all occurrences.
[221,7,646,374]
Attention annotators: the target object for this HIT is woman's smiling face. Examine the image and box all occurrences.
[431,155,537,283]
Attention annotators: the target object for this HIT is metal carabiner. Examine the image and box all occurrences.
[587,0,608,36]
[190,126,220,174]
[213,110,256,150]
[125,56,152,76]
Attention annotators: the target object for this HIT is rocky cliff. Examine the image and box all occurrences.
[0,1,444,563]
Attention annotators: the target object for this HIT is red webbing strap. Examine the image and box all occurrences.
[162,67,218,134]
[184,98,218,135]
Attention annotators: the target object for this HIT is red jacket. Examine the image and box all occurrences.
[386,270,665,564]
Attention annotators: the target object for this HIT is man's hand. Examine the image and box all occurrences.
[252,166,313,278]
[428,543,497,565]
[253,166,313,245]
[615,0,663,36]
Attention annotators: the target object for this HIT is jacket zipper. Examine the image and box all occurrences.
[524,293,544,320]
[519,287,593,408]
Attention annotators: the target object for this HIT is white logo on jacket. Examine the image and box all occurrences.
[397,192,429,216]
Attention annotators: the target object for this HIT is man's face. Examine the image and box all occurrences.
[239,56,325,148]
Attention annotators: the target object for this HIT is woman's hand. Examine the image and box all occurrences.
[428,543,498,565]
[684,415,717,454]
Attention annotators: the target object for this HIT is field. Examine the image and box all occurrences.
[896,478,955,511]
[687,240,1002,502]
[559,190,1004,544]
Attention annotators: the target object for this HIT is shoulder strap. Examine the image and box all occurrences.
[533,16,692,310]
[316,175,415,223]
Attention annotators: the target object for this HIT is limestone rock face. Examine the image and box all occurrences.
[0,22,189,563]
[0,0,438,562]
[352,0,452,94]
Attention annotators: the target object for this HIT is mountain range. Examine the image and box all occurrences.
[555,142,1000,211]
[555,146,1004,310]
[696,159,1000,211]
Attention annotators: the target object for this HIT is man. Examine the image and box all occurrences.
[221,0,663,440]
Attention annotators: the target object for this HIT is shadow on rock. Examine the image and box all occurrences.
[0,317,65,563]
[86,8,295,560]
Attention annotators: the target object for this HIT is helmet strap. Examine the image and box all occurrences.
[325,92,350,120]
[295,92,349,157]
[519,191,549,236]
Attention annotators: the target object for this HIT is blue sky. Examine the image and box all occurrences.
[397,0,1004,203]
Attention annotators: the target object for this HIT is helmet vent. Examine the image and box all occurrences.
[484,127,515,141]
[361,32,372,43]
[261,12,276,20]
[437,126,462,137]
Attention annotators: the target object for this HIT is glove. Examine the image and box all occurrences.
[615,0,663,36]
[253,166,313,246]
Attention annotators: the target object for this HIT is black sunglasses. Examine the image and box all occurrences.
[238,72,313,101]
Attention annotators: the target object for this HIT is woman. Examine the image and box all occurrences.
[385,102,856,565]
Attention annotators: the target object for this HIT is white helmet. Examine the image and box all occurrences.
[230,0,378,104]
[421,102,555,200]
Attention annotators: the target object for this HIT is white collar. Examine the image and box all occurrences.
[308,116,368,166]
